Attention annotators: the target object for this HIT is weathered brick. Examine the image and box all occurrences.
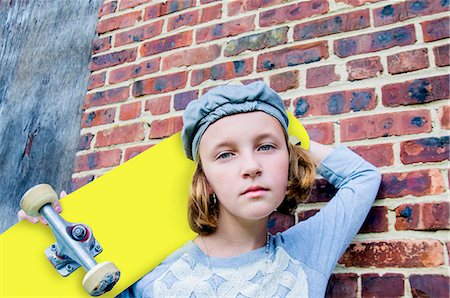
[257,41,328,72]
[144,0,196,20]
[201,0,220,3]
[377,169,445,199]
[337,0,382,6]
[191,58,253,86]
[351,143,394,167]
[150,116,183,139]
[98,1,117,18]
[396,202,450,231]
[422,16,450,42]
[97,11,141,34]
[440,106,450,129]
[81,108,115,128]
[308,179,337,203]
[270,70,299,92]
[140,30,192,57]
[361,274,404,298]
[334,25,416,58]
[145,96,171,115]
[325,274,357,298]
[228,0,284,16]
[109,58,160,84]
[346,56,383,81]
[409,275,450,298]
[119,102,141,121]
[77,133,94,151]
[87,72,106,91]
[168,4,222,31]
[382,74,449,106]
[401,136,449,164]
[373,0,449,27]
[83,86,129,109]
[74,149,122,172]
[340,110,432,142]
[162,44,221,71]
[267,212,294,234]
[225,27,288,57]
[196,16,255,44]
[260,0,328,27]
[339,240,444,268]
[70,175,95,192]
[133,72,187,97]
[174,90,198,111]
[95,123,145,147]
[119,0,151,10]
[306,65,340,88]
[294,88,376,118]
[434,44,450,66]
[359,206,389,233]
[201,4,222,22]
[387,48,429,74]
[124,144,153,161]
[294,9,370,41]
[90,48,137,71]
[115,20,164,46]
[304,122,335,144]
[92,36,111,54]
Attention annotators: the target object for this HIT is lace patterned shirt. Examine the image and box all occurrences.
[118,146,381,297]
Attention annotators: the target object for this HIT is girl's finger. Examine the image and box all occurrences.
[54,201,62,213]
[60,191,67,198]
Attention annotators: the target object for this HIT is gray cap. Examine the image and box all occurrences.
[181,81,289,161]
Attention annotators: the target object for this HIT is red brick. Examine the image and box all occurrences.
[167,10,199,31]
[267,212,294,234]
[109,58,160,84]
[74,149,122,172]
[325,274,357,298]
[361,274,404,298]
[270,70,299,92]
[334,25,416,58]
[339,240,444,268]
[133,72,187,97]
[201,4,222,23]
[225,27,288,57]
[191,58,253,86]
[409,275,450,298]
[87,72,106,91]
[97,11,141,34]
[174,90,198,111]
[228,0,284,16]
[140,30,192,57]
[308,179,337,203]
[396,202,450,231]
[150,117,183,139]
[118,0,151,10]
[377,169,445,199]
[124,144,153,161]
[359,206,388,233]
[144,0,196,20]
[387,48,429,74]
[373,0,450,27]
[95,123,145,147]
[351,143,394,167]
[440,106,450,129]
[294,88,376,118]
[401,136,449,164]
[340,110,432,142]
[304,122,334,144]
[260,0,328,27]
[196,16,255,44]
[70,175,95,192]
[201,0,220,3]
[90,48,137,71]
[294,9,370,41]
[337,0,382,6]
[422,16,450,42]
[257,41,328,72]
[92,36,111,54]
[162,44,221,71]
[98,1,117,18]
[115,20,164,47]
[382,74,449,107]
[434,44,450,67]
[346,56,383,81]
[297,209,320,222]
[306,65,340,88]
[77,133,94,151]
[145,96,171,115]
[83,86,129,109]
[81,108,115,128]
[119,102,141,121]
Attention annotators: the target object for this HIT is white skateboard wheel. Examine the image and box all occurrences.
[20,184,58,217]
[82,261,120,296]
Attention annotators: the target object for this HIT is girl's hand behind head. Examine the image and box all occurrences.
[17,191,66,225]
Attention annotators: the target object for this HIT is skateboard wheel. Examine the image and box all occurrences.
[82,261,120,296]
[20,184,59,217]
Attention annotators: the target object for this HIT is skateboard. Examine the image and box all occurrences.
[0,112,309,297]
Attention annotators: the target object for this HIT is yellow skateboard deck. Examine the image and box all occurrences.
[0,112,309,297]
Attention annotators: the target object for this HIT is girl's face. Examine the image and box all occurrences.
[198,111,289,223]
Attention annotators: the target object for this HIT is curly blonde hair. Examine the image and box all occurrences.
[187,141,316,235]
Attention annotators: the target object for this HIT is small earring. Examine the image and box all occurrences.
[210,193,217,206]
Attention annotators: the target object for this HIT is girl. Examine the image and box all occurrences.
[20,81,381,297]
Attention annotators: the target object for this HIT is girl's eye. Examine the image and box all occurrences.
[258,144,274,151]
[217,152,233,160]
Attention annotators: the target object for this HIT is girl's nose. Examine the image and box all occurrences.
[240,154,262,178]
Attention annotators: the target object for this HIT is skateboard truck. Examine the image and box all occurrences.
[20,184,120,296]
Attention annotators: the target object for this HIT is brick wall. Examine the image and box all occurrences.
[77,0,449,296]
